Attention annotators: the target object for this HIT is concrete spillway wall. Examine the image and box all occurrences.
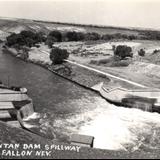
[19,100,34,119]
[0,93,29,102]
[0,86,35,130]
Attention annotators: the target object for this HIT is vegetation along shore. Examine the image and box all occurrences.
[2,18,160,93]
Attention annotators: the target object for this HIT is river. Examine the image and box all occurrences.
[1,46,160,151]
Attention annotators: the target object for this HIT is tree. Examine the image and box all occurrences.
[66,31,77,41]
[50,47,70,64]
[153,49,160,54]
[46,31,62,47]
[47,31,62,42]
[6,33,25,47]
[45,37,55,48]
[21,30,35,39]
[35,32,47,43]
[6,30,47,48]
[114,45,133,59]
[138,49,145,56]
[76,32,85,41]
[128,35,137,40]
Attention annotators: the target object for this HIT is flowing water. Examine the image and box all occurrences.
[1,46,160,151]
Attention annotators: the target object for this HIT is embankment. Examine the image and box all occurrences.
[3,47,110,92]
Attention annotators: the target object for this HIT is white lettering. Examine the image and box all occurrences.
[23,144,41,150]
[35,151,51,157]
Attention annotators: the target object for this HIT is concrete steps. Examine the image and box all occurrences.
[0,110,12,120]
[0,102,21,128]
[0,102,14,110]
[0,87,33,129]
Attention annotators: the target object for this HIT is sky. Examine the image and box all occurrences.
[0,0,160,29]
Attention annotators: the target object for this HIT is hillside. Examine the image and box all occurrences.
[0,17,155,41]
[2,17,160,89]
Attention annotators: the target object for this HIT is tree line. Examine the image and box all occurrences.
[6,30,140,49]
[5,30,150,65]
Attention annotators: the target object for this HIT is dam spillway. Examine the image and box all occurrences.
[0,85,34,128]
[97,82,160,112]
[3,45,160,151]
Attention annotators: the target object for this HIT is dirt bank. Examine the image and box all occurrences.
[3,47,110,90]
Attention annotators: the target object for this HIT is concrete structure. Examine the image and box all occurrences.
[70,134,94,148]
[0,84,34,128]
[98,82,160,112]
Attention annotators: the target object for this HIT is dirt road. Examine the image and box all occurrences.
[65,59,147,88]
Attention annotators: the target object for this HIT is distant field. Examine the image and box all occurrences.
[35,20,142,35]
[0,18,152,39]
[1,17,160,42]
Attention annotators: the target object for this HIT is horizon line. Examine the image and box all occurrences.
[0,16,159,32]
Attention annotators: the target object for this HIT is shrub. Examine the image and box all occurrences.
[2,45,7,49]
[50,47,70,64]
[97,58,111,64]
[114,45,133,59]
[76,32,85,41]
[35,32,46,42]
[66,31,85,41]
[101,33,137,41]
[102,34,114,40]
[111,60,130,67]
[45,37,55,48]
[140,30,160,40]
[138,49,145,57]
[66,31,78,41]
[84,32,101,41]
[153,49,160,54]
[90,60,98,65]
[90,58,111,65]
[128,35,137,40]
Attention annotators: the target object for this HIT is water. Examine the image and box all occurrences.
[1,46,160,151]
